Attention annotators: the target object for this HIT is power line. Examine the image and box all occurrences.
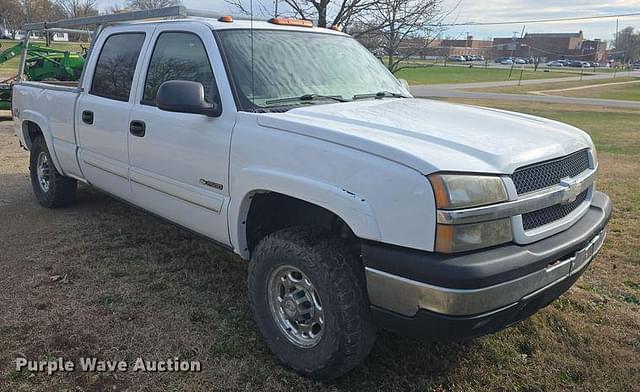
[436,11,640,27]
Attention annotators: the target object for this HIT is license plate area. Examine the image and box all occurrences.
[570,231,606,275]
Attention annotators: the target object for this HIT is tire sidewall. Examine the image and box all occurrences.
[250,238,346,372]
[29,138,55,207]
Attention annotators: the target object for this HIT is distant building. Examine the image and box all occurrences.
[11,31,69,42]
[423,36,493,58]
[492,31,607,62]
[51,32,69,42]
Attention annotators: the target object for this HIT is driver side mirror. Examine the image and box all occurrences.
[156,80,221,117]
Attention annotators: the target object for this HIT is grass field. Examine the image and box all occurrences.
[0,101,639,391]
[0,39,86,72]
[395,66,570,85]
[465,77,640,102]
[550,82,640,102]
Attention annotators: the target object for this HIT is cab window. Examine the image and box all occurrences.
[142,32,215,106]
[90,33,146,101]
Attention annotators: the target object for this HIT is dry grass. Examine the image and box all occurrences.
[0,102,638,391]
[464,76,639,95]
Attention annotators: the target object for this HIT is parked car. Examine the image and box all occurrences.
[632,62,640,70]
[500,59,514,65]
[13,11,612,381]
[494,56,512,63]
[448,55,466,62]
[546,60,565,67]
[513,58,527,65]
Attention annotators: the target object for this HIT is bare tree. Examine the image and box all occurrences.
[225,0,372,28]
[0,0,25,38]
[107,3,127,13]
[355,0,446,73]
[18,0,66,24]
[126,0,181,10]
[55,0,98,18]
[614,27,640,63]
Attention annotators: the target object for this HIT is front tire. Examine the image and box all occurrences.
[248,227,376,381]
[29,136,77,208]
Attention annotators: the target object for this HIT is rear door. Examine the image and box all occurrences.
[76,26,155,202]
[127,23,235,244]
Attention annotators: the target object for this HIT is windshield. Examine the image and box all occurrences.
[216,29,409,110]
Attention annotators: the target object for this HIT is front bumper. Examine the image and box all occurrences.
[363,191,612,340]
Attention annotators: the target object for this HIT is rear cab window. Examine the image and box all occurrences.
[90,33,146,101]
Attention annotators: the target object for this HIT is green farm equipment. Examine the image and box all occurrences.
[0,41,86,110]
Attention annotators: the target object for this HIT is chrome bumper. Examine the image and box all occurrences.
[366,230,606,317]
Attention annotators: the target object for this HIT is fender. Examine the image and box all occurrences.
[229,167,382,259]
[19,110,66,176]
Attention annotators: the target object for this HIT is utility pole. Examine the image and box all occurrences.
[614,18,619,78]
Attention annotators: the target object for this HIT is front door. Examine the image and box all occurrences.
[127,25,234,244]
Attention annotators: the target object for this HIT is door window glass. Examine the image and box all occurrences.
[142,32,215,106]
[90,33,146,101]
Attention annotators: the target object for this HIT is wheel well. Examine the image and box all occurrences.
[245,192,359,255]
[22,121,43,148]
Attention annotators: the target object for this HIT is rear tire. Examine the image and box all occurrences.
[248,227,376,381]
[29,136,77,208]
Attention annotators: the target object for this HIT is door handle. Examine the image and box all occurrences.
[82,110,94,125]
[130,120,146,137]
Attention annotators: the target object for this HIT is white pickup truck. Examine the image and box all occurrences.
[13,12,611,380]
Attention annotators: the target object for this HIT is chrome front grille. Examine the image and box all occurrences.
[511,150,592,231]
[522,189,588,230]
[511,149,590,194]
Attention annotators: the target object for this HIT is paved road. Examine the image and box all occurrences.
[410,70,640,109]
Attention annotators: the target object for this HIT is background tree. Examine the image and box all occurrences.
[614,27,640,63]
[126,0,181,10]
[225,0,372,28]
[355,0,445,73]
[55,0,99,18]
[0,0,25,38]
[19,0,66,24]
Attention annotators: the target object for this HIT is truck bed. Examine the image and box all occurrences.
[13,81,83,180]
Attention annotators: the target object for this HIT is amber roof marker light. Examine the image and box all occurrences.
[218,15,234,23]
[268,18,313,27]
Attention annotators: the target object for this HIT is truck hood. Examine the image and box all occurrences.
[257,98,593,174]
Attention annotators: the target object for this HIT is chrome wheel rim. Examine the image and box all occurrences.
[36,151,51,193]
[268,265,324,348]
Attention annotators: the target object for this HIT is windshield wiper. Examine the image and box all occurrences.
[265,94,349,105]
[352,91,408,100]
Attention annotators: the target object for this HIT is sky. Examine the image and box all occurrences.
[100,0,640,42]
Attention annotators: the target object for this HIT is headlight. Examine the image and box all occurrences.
[428,174,508,209]
[429,174,511,253]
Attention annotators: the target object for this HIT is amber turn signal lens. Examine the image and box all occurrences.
[268,18,313,27]
[429,174,450,209]
[435,219,512,253]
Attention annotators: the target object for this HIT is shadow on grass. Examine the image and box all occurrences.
[3,177,474,388]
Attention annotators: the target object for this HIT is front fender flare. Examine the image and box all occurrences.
[229,167,382,259]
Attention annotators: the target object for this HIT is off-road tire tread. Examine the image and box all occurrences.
[29,136,77,208]
[248,226,376,381]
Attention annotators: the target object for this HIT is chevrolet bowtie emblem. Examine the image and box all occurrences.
[559,178,582,205]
